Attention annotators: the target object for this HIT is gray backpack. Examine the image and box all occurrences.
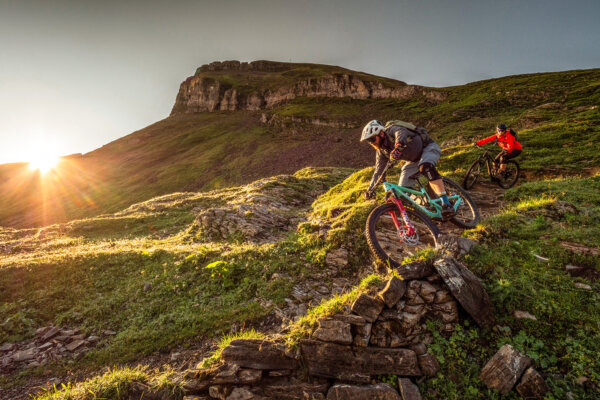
[384,120,433,145]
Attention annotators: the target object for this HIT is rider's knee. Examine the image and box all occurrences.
[419,162,442,181]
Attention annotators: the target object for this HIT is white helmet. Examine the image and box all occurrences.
[360,120,385,142]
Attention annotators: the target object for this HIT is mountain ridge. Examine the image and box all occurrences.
[170,60,446,115]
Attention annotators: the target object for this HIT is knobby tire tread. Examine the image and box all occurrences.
[443,177,481,229]
[365,202,440,268]
[498,160,520,189]
[463,159,483,190]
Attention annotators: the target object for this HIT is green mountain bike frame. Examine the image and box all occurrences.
[371,160,462,220]
[382,180,462,220]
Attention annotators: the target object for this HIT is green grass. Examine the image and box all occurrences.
[0,168,351,378]
[34,365,181,400]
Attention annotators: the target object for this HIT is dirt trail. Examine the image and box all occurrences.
[442,180,506,236]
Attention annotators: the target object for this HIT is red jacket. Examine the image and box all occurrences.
[476,131,522,153]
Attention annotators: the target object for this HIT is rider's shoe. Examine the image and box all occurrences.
[441,203,455,219]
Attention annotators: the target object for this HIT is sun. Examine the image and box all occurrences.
[28,153,60,174]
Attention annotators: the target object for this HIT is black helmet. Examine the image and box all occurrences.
[496,123,507,131]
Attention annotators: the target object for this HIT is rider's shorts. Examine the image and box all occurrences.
[495,149,522,164]
[399,142,442,188]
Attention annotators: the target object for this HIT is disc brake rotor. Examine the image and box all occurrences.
[397,226,420,246]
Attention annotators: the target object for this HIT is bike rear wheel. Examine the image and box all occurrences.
[497,160,520,189]
[443,177,481,229]
[365,202,439,268]
[463,159,483,190]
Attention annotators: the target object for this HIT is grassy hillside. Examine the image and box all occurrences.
[3,167,598,399]
[0,66,599,228]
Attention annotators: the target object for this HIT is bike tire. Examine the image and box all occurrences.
[497,160,520,189]
[443,177,481,229]
[462,159,483,190]
[365,202,440,269]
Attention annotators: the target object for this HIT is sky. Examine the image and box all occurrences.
[0,0,599,164]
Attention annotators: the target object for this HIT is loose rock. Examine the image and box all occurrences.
[479,344,531,394]
[515,367,549,400]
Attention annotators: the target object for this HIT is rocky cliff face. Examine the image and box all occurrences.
[170,60,447,115]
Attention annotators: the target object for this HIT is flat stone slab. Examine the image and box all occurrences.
[327,383,401,399]
[479,344,531,394]
[221,339,297,370]
[313,318,353,345]
[261,381,330,399]
[433,257,495,327]
[301,339,421,380]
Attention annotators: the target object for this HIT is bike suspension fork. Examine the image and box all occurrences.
[388,198,416,236]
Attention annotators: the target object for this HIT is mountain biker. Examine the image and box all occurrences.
[473,123,522,178]
[361,120,455,217]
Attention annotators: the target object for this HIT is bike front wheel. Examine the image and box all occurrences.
[365,202,440,268]
[443,177,481,229]
[497,160,520,189]
[463,159,483,190]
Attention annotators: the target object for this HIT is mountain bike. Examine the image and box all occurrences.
[463,146,520,189]
[365,161,480,268]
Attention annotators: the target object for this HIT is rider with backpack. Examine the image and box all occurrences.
[361,120,455,218]
[474,123,522,178]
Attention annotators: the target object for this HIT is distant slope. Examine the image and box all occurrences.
[0,62,599,228]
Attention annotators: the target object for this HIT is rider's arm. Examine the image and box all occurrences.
[476,134,496,146]
[367,150,387,193]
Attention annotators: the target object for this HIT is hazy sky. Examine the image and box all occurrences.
[1,0,599,164]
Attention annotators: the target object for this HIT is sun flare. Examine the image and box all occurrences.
[28,154,60,174]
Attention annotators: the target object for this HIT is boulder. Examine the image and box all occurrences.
[221,339,297,370]
[394,260,435,280]
[515,367,549,399]
[312,319,353,345]
[301,339,421,380]
[326,383,401,399]
[433,257,495,327]
[261,380,330,399]
[378,277,407,308]
[226,387,255,400]
[397,378,422,400]
[209,385,232,400]
[353,322,372,347]
[417,353,439,376]
[351,294,385,322]
[437,234,477,257]
[479,344,531,394]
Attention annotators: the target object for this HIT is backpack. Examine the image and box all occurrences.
[384,120,433,145]
[507,129,519,141]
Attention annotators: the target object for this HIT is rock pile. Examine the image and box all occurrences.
[194,176,313,242]
[0,326,106,372]
[179,257,493,399]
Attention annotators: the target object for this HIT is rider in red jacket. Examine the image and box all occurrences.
[475,123,522,177]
